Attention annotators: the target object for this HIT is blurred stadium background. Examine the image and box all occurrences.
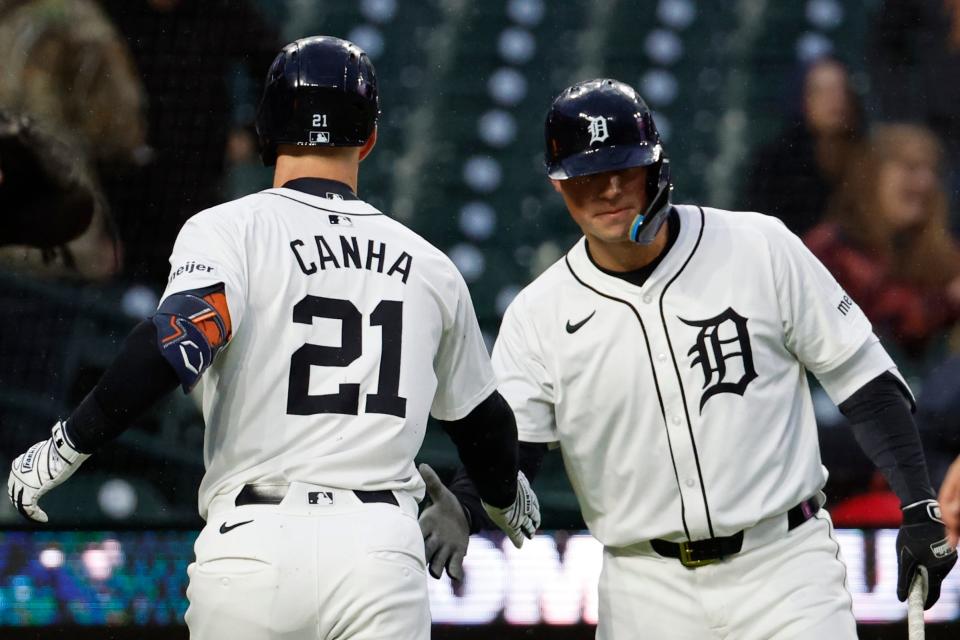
[1,0,959,637]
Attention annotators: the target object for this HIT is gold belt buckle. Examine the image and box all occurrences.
[678,542,719,569]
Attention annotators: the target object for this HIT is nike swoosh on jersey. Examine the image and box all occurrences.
[219,519,254,534]
[565,311,596,334]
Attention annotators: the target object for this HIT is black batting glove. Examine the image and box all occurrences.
[418,464,469,582]
[896,499,957,609]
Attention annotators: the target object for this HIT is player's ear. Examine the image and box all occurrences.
[358,127,378,162]
[550,178,563,193]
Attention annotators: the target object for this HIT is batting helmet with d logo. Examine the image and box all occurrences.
[544,79,673,245]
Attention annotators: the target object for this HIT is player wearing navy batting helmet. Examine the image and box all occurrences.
[544,78,672,245]
[421,78,957,639]
[8,36,541,640]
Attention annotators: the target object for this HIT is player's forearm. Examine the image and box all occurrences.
[840,371,935,505]
[448,441,548,533]
[65,319,179,452]
[438,391,520,509]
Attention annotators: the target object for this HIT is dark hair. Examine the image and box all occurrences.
[782,55,864,136]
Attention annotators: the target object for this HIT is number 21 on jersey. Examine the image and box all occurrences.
[287,295,406,418]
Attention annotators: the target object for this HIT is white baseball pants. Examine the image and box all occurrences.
[597,510,858,639]
[185,482,430,640]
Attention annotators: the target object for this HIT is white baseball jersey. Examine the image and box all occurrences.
[493,204,899,547]
[160,183,496,520]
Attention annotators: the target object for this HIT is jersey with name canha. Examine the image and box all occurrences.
[493,205,894,547]
[160,185,495,520]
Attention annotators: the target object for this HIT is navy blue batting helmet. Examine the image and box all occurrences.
[545,79,673,245]
[256,36,379,166]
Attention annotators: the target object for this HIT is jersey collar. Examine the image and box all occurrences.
[261,187,383,216]
[281,177,359,201]
[585,208,681,288]
[566,204,703,297]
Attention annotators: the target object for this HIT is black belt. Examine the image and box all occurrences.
[235,484,399,507]
[650,497,820,568]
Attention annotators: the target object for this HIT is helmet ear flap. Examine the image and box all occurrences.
[651,158,672,210]
[646,159,664,204]
[630,158,673,245]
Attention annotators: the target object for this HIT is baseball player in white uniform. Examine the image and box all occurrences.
[7,36,540,639]
[422,79,957,638]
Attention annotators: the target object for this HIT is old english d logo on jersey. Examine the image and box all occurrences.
[680,307,757,412]
[587,116,609,145]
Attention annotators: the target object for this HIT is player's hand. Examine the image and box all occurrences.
[896,499,958,609]
[418,463,469,581]
[482,471,540,549]
[7,421,89,523]
[939,457,960,548]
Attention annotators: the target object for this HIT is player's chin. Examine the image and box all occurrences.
[594,208,634,227]
[588,220,633,243]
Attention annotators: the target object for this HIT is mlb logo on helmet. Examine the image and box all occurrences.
[309,131,331,143]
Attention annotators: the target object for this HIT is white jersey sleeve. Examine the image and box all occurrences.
[429,272,497,421]
[815,334,912,405]
[771,220,873,376]
[159,209,248,335]
[492,295,558,443]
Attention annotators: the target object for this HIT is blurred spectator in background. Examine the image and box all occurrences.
[100,0,279,286]
[940,453,960,547]
[806,123,960,524]
[0,110,95,249]
[742,57,864,237]
[870,0,960,216]
[0,0,147,280]
[805,123,960,365]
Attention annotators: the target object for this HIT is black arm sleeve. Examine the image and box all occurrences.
[839,371,935,505]
[448,441,549,534]
[437,391,520,509]
[64,319,179,453]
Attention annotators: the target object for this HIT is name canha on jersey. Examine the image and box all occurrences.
[160,186,496,520]
[492,204,898,547]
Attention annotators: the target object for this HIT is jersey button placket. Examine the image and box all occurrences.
[642,298,709,537]
[657,340,711,535]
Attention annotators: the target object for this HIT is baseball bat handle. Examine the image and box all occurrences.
[908,573,926,640]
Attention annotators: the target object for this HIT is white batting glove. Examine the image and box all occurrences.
[8,421,89,523]
[482,471,541,548]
